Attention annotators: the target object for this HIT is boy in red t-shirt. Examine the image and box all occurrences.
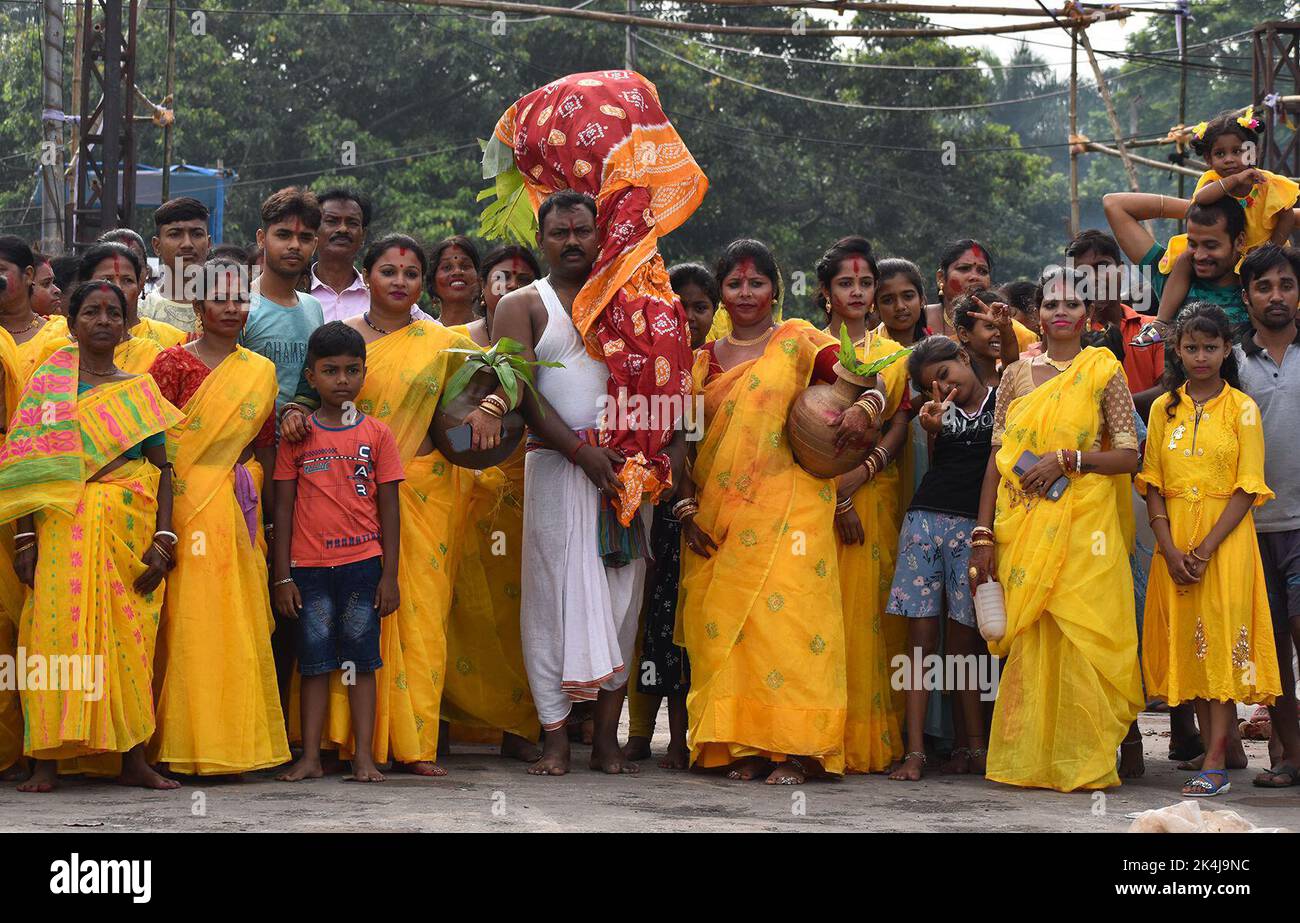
[272,322,402,783]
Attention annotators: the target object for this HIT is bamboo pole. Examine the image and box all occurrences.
[673,0,1131,16]
[1082,141,1203,177]
[162,0,176,201]
[395,0,1087,37]
[1079,25,1140,193]
[1069,25,1079,236]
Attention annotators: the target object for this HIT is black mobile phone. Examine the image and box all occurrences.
[447,423,473,453]
[1013,450,1069,501]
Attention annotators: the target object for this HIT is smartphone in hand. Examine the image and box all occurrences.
[1013,450,1070,501]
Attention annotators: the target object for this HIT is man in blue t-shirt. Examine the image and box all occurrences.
[240,186,325,408]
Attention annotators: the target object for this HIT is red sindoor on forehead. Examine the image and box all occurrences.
[967,246,988,267]
[732,257,758,278]
[850,258,864,275]
[398,247,408,256]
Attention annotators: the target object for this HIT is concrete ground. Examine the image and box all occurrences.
[0,712,1296,832]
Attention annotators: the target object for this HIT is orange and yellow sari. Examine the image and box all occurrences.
[150,347,288,774]
[680,320,846,773]
[837,332,907,772]
[290,321,474,763]
[987,347,1144,791]
[0,345,183,761]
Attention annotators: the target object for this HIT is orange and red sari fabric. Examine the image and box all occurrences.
[493,70,707,524]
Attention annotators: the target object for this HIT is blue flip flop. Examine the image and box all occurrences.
[1183,768,1231,797]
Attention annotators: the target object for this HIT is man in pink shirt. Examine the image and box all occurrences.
[309,187,431,322]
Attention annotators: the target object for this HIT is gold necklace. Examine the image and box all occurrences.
[1041,354,1076,372]
[2,314,42,335]
[81,362,120,377]
[725,327,774,347]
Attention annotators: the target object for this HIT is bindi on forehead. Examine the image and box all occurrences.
[965,246,988,267]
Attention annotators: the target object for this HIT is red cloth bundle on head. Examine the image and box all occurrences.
[491,70,707,525]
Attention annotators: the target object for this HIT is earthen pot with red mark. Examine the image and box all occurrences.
[787,361,874,478]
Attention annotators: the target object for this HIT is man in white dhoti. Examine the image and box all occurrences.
[495,192,674,775]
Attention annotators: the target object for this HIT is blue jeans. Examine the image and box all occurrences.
[291,556,384,677]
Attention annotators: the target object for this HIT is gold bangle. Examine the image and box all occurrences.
[1149,513,1169,525]
[1189,548,1211,564]
[969,539,995,548]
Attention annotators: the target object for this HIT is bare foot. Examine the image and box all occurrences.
[968,747,988,776]
[16,760,57,793]
[622,735,653,762]
[765,761,807,785]
[527,732,570,776]
[394,760,447,777]
[659,741,689,770]
[348,759,386,782]
[888,752,925,781]
[501,732,543,764]
[725,756,770,780]
[1,758,31,783]
[117,758,181,791]
[940,747,971,775]
[1178,751,1247,772]
[590,740,639,774]
[1118,740,1146,779]
[276,756,325,782]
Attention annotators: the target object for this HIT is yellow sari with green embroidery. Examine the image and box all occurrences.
[0,344,183,761]
[132,317,189,350]
[837,331,907,772]
[290,320,474,763]
[988,346,1144,791]
[0,328,22,772]
[150,347,289,774]
[680,319,847,773]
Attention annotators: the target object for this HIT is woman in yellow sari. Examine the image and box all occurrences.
[0,237,67,384]
[678,239,874,785]
[969,266,1145,792]
[441,245,542,761]
[148,256,288,775]
[0,280,183,792]
[280,234,494,776]
[0,327,23,780]
[816,237,909,774]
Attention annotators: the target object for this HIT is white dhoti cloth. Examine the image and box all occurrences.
[521,447,647,730]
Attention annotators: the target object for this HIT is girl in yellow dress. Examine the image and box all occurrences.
[969,266,1145,792]
[817,236,908,774]
[1138,304,1280,797]
[678,239,873,785]
[1,281,184,793]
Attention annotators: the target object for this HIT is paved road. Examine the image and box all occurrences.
[0,713,1295,832]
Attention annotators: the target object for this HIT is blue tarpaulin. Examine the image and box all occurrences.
[35,162,237,243]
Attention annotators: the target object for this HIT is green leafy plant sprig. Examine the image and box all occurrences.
[836,326,913,378]
[443,336,564,412]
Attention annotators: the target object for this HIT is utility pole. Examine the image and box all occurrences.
[625,0,636,71]
[1176,0,1188,201]
[40,0,66,254]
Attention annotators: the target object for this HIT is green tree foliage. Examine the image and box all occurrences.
[0,0,1288,320]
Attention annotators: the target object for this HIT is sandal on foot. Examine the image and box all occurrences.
[1253,763,1300,788]
[1131,320,1171,349]
[1183,769,1230,797]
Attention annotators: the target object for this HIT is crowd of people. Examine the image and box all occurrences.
[0,104,1298,805]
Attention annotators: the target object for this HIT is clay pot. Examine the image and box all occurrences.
[786,362,872,478]
[432,365,526,469]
